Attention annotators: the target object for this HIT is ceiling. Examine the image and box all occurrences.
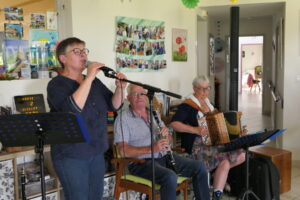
[200,2,285,20]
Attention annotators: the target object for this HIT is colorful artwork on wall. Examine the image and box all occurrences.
[4,7,24,21]
[47,12,58,30]
[30,13,46,29]
[115,16,166,72]
[4,23,23,39]
[29,30,59,70]
[209,35,215,76]
[172,28,188,62]
[2,39,29,73]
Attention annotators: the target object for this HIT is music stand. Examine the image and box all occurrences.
[0,112,90,200]
[220,129,285,200]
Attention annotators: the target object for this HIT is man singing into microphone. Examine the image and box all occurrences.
[114,84,210,200]
[47,37,126,200]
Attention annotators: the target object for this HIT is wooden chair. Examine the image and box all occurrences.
[112,145,189,200]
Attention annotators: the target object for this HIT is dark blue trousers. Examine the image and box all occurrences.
[52,154,105,200]
[129,154,210,200]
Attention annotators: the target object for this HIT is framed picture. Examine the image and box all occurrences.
[172,28,187,62]
[47,12,58,30]
[4,23,23,39]
[30,13,46,29]
[3,39,28,73]
[4,7,24,21]
[115,16,166,72]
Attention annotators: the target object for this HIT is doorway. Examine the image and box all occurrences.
[238,36,271,133]
[239,36,263,94]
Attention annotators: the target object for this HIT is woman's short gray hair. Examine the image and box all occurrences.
[192,75,210,87]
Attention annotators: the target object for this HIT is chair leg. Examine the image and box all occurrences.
[183,184,188,200]
[114,186,121,200]
[149,192,152,200]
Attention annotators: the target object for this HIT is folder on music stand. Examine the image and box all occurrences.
[220,129,285,200]
[0,112,90,200]
[222,129,285,152]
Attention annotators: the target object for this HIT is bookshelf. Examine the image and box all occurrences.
[0,146,62,200]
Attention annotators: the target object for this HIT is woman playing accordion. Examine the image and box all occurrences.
[170,75,246,200]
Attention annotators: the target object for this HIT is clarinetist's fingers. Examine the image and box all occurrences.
[160,127,169,137]
[157,139,169,151]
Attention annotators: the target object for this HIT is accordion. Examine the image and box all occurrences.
[202,111,242,145]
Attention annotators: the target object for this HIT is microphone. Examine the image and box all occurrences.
[85,61,116,77]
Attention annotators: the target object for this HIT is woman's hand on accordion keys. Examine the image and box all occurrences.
[194,125,209,136]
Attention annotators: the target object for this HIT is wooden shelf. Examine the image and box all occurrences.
[0,146,61,200]
[250,146,292,193]
[26,187,61,199]
[0,146,50,161]
[0,124,115,199]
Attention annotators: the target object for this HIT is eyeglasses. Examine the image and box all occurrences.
[130,91,147,98]
[195,86,211,92]
[68,48,89,56]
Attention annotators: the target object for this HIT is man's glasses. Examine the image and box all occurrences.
[195,86,211,92]
[68,48,89,56]
[130,91,147,98]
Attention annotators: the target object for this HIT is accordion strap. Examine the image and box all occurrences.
[183,99,218,116]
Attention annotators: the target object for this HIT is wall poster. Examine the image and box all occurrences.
[47,12,58,30]
[115,16,166,72]
[4,7,24,21]
[172,28,187,62]
[4,23,23,39]
[30,13,46,29]
[3,39,28,73]
[29,30,59,71]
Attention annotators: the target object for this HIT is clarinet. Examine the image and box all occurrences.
[21,167,27,200]
[152,110,179,174]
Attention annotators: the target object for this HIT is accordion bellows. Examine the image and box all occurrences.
[206,112,230,145]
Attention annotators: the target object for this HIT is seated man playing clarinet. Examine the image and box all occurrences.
[113,84,210,200]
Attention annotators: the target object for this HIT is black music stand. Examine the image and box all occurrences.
[221,129,285,200]
[0,112,90,200]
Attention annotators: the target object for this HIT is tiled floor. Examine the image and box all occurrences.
[238,87,272,133]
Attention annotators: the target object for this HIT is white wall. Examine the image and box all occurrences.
[69,0,199,99]
[282,0,300,166]
[0,79,50,111]
[0,0,199,110]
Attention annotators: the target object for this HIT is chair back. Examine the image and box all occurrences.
[254,65,263,79]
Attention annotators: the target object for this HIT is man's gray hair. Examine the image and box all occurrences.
[126,84,133,95]
[192,75,210,87]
